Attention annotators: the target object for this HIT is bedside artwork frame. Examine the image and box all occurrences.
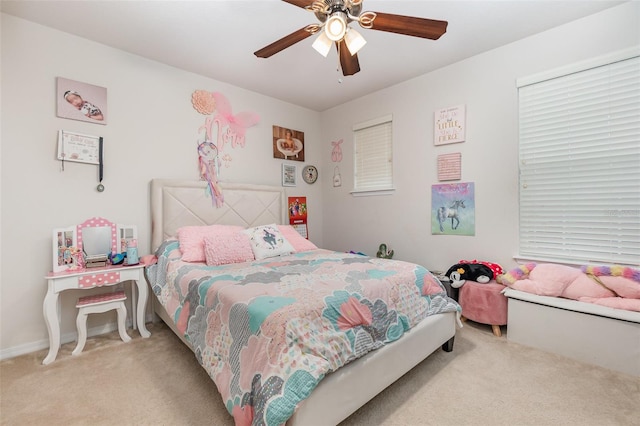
[282,164,297,187]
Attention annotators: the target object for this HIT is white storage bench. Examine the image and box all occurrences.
[504,289,640,376]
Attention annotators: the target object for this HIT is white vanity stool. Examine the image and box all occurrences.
[72,291,131,356]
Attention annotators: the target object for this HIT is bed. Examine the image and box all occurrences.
[146,179,461,425]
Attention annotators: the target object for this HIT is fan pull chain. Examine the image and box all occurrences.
[336,42,343,83]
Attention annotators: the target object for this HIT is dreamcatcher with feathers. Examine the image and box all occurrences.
[191,90,260,207]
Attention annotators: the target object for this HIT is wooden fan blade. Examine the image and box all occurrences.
[254,27,313,58]
[282,0,314,8]
[337,40,360,76]
[369,12,448,40]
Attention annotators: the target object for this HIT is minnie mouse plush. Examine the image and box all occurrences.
[445,260,503,288]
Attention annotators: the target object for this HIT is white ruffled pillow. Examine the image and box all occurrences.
[244,224,295,260]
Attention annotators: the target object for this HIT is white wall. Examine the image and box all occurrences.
[319,2,639,273]
[0,14,323,356]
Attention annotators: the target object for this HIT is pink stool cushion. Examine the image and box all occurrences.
[459,281,508,326]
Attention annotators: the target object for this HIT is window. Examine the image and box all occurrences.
[352,114,394,195]
[517,49,640,265]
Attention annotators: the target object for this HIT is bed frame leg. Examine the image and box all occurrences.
[441,336,455,352]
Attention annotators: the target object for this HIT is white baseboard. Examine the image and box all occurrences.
[0,314,154,362]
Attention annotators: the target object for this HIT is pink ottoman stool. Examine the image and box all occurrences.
[459,280,508,337]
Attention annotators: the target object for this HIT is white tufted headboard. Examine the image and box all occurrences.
[150,179,286,251]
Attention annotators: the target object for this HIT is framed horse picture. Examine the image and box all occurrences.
[431,182,475,236]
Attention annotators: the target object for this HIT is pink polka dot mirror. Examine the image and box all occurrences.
[52,218,138,272]
[77,217,117,262]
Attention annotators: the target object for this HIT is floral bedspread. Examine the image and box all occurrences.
[146,240,460,426]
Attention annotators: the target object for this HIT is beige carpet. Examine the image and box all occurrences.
[1,321,638,426]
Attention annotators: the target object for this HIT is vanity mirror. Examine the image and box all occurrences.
[77,217,117,268]
[52,217,137,272]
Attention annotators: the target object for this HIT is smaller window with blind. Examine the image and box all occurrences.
[352,114,394,195]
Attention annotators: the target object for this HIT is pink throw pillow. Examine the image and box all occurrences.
[203,233,254,266]
[177,225,244,262]
[278,225,318,252]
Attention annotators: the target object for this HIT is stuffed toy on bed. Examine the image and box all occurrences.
[445,259,503,288]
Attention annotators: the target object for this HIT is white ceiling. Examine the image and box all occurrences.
[1,0,625,111]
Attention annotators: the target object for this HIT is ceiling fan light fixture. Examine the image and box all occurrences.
[312,32,332,57]
[325,12,347,41]
[344,28,366,55]
[255,1,449,77]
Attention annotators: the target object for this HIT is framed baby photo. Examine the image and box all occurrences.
[56,77,107,125]
[273,125,305,162]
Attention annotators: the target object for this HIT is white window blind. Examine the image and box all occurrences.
[517,53,640,265]
[353,115,393,194]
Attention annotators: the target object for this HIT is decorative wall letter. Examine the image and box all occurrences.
[191,90,260,207]
[331,139,343,162]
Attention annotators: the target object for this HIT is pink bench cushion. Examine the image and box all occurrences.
[459,281,508,326]
[77,291,126,307]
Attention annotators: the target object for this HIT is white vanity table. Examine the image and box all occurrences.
[44,217,150,365]
[42,263,150,365]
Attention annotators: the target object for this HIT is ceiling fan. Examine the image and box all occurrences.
[254,0,448,76]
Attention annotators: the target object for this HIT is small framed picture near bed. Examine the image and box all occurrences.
[56,77,107,125]
[282,164,297,187]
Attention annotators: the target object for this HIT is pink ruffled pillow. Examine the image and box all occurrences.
[277,225,318,252]
[203,232,254,266]
[177,225,244,262]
